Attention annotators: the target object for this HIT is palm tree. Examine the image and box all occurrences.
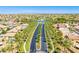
[62,39,72,52]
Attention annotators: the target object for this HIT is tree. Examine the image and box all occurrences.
[62,39,72,52]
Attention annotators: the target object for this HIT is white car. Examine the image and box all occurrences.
[75,43,79,49]
[0,42,3,46]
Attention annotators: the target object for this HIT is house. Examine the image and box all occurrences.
[0,23,28,48]
[20,24,28,29]
[0,24,7,31]
[54,23,70,37]
[54,23,67,29]
[59,28,70,37]
[54,23,79,49]
[68,32,79,48]
[7,24,28,33]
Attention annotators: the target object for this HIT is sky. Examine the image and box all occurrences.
[0,6,79,14]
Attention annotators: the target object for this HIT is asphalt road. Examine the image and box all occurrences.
[41,23,48,52]
[30,24,39,53]
[30,20,48,53]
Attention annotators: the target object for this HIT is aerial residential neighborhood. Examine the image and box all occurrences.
[0,6,79,53]
[0,14,79,53]
[0,15,29,52]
